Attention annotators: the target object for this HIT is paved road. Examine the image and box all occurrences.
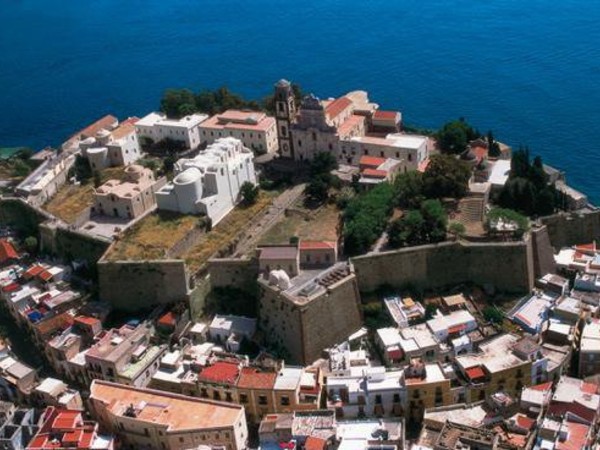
[233,183,306,256]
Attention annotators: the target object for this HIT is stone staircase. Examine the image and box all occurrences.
[457,197,485,224]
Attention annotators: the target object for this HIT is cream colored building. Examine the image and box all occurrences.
[200,110,278,154]
[81,119,142,170]
[93,164,163,219]
[258,263,363,364]
[339,134,430,170]
[89,380,248,450]
[135,112,208,150]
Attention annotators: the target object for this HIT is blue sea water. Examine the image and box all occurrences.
[1,1,599,201]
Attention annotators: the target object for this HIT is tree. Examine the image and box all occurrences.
[160,89,196,118]
[394,171,425,209]
[71,155,92,181]
[240,181,259,205]
[436,119,479,154]
[24,236,38,254]
[305,152,339,204]
[498,148,556,217]
[422,154,471,199]
[388,199,447,248]
[483,306,503,324]
[343,183,395,255]
[486,207,529,239]
[16,148,34,160]
[448,222,466,239]
[93,170,102,188]
[305,175,330,203]
[336,186,356,209]
[163,155,177,175]
[487,130,501,158]
[11,159,30,178]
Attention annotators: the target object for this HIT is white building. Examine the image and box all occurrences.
[339,133,430,170]
[81,118,141,170]
[135,112,208,150]
[327,366,405,418]
[208,314,257,352]
[426,310,477,343]
[155,137,257,225]
[199,110,278,154]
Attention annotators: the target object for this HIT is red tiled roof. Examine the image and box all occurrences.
[575,242,596,254]
[198,361,240,385]
[237,367,277,390]
[52,410,81,430]
[2,282,20,293]
[466,366,485,381]
[74,316,101,327]
[581,382,598,394]
[325,97,352,120]
[38,269,53,282]
[34,313,74,337]
[388,349,403,360]
[472,145,488,161]
[530,381,553,391]
[78,115,118,139]
[448,324,467,334]
[359,155,386,167]
[305,436,327,450]
[362,168,388,178]
[515,414,535,430]
[24,264,44,279]
[158,311,177,328]
[556,421,591,450]
[373,110,399,121]
[0,240,18,263]
[299,241,336,250]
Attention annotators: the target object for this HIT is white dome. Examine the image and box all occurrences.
[174,167,202,185]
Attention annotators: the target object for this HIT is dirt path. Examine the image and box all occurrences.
[232,183,306,256]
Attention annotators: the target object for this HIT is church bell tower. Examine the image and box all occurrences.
[274,79,296,159]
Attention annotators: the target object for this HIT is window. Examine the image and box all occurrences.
[281,396,290,406]
[239,394,248,403]
[375,394,382,405]
[408,153,413,162]
[144,428,149,436]
[226,392,233,402]
[258,395,268,405]
[298,139,302,147]
[179,437,184,443]
[380,151,384,157]
[396,152,400,158]
[312,132,317,141]
[328,143,333,150]
[393,393,400,403]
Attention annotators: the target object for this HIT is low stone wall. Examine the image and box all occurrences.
[97,259,190,311]
[540,209,600,249]
[352,238,534,294]
[0,197,51,236]
[207,257,259,290]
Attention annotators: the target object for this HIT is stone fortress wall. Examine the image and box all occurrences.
[351,238,535,294]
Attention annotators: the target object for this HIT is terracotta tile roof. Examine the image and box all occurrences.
[575,242,596,254]
[0,240,18,263]
[34,312,74,337]
[158,311,177,328]
[362,168,388,178]
[110,121,136,140]
[359,155,386,167]
[581,382,598,394]
[556,421,591,450]
[515,414,535,430]
[198,361,241,385]
[78,115,118,139]
[325,97,352,120]
[448,324,467,334]
[236,367,277,390]
[299,241,336,250]
[418,158,430,172]
[373,110,400,121]
[90,380,243,431]
[74,316,101,327]
[52,410,81,430]
[531,381,553,391]
[305,436,328,450]
[23,264,44,280]
[466,366,486,381]
[337,114,365,137]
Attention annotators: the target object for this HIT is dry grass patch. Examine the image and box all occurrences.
[183,193,274,273]
[44,167,133,224]
[259,202,340,245]
[105,212,200,261]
